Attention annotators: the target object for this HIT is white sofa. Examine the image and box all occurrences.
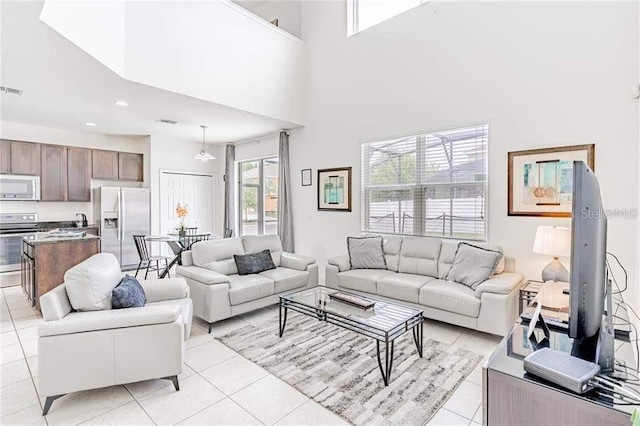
[38,254,193,415]
[176,235,318,332]
[326,236,523,336]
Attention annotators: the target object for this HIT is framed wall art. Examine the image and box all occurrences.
[318,167,352,212]
[301,169,312,186]
[508,144,595,217]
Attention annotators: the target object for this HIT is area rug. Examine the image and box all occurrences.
[217,312,482,425]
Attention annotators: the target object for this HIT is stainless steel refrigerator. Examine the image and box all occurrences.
[93,187,150,270]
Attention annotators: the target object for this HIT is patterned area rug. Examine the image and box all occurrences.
[217,312,482,425]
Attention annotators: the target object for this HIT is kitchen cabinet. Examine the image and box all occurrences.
[0,139,10,174]
[67,147,91,201]
[40,144,67,201]
[9,140,40,175]
[22,235,100,310]
[118,152,143,181]
[92,149,119,180]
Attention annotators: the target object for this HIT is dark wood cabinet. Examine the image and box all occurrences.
[10,140,40,175]
[0,139,11,174]
[92,149,119,180]
[118,152,143,181]
[40,144,67,201]
[67,147,92,201]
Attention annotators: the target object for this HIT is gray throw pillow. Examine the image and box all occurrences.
[112,276,146,309]
[347,236,387,270]
[234,249,277,275]
[445,242,503,290]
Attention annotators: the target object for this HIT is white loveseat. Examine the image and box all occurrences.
[176,235,318,332]
[326,236,523,336]
[38,253,193,415]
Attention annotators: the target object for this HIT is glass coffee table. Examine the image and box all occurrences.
[279,287,424,386]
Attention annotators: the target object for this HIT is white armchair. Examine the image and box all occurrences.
[38,275,193,415]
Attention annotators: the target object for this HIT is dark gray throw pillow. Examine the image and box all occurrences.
[347,236,387,270]
[112,275,146,309]
[445,242,503,290]
[234,249,277,275]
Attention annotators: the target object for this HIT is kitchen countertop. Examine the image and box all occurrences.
[24,234,100,245]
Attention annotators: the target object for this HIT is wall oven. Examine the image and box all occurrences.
[0,175,40,201]
[0,214,38,272]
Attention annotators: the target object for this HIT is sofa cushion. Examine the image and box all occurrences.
[382,236,403,272]
[337,269,394,294]
[147,297,193,341]
[439,241,505,277]
[228,274,275,305]
[377,273,435,304]
[347,236,386,270]
[446,243,503,290]
[397,236,442,278]
[242,235,283,267]
[260,267,308,293]
[112,276,146,309]
[234,250,277,275]
[419,280,481,318]
[64,253,124,311]
[192,238,245,275]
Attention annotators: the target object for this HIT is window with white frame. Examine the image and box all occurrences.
[361,123,489,241]
[238,157,279,236]
[348,0,427,36]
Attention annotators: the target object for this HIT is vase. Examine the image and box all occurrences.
[178,229,186,238]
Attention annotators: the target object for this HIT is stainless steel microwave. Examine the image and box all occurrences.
[0,175,40,201]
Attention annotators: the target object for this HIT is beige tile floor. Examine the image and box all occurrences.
[0,285,500,426]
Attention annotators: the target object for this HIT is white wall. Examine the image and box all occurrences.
[148,135,224,237]
[0,121,148,223]
[290,0,640,308]
[232,0,302,39]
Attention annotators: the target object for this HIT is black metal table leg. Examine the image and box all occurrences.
[413,317,423,357]
[159,253,180,278]
[376,338,395,386]
[279,302,288,337]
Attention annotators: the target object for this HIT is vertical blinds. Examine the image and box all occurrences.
[361,123,489,241]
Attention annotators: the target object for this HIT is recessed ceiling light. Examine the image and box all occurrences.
[113,100,128,107]
[85,122,97,127]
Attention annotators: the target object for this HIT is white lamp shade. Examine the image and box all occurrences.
[533,226,571,257]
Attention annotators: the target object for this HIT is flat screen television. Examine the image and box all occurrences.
[569,161,612,368]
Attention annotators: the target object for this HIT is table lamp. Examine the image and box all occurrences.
[533,226,571,282]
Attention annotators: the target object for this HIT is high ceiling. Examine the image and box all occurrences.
[0,1,298,144]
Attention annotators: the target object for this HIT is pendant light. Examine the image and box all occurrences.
[194,125,215,161]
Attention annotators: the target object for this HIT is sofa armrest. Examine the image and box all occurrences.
[176,265,230,286]
[139,277,189,302]
[38,305,181,337]
[474,272,524,298]
[281,252,316,271]
[327,255,350,272]
[181,250,194,266]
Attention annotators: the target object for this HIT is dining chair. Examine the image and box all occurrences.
[175,227,198,235]
[133,235,173,279]
[224,228,234,238]
[181,234,211,251]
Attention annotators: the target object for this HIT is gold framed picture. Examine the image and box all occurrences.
[507,144,595,217]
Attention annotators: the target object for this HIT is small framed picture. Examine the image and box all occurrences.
[317,167,352,212]
[301,169,312,186]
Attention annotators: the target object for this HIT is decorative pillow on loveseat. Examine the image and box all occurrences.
[445,242,503,290]
[112,275,147,309]
[347,236,387,270]
[234,249,277,275]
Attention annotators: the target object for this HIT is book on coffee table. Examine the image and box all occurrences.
[329,292,376,310]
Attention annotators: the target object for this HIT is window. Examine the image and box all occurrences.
[348,0,427,36]
[361,123,489,241]
[238,157,279,236]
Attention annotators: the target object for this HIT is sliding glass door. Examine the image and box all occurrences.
[239,157,279,236]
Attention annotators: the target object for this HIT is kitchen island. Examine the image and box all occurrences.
[22,234,100,310]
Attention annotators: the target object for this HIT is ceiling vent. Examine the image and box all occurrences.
[0,86,23,96]
[156,118,178,125]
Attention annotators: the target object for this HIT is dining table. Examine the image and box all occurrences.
[145,233,215,278]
